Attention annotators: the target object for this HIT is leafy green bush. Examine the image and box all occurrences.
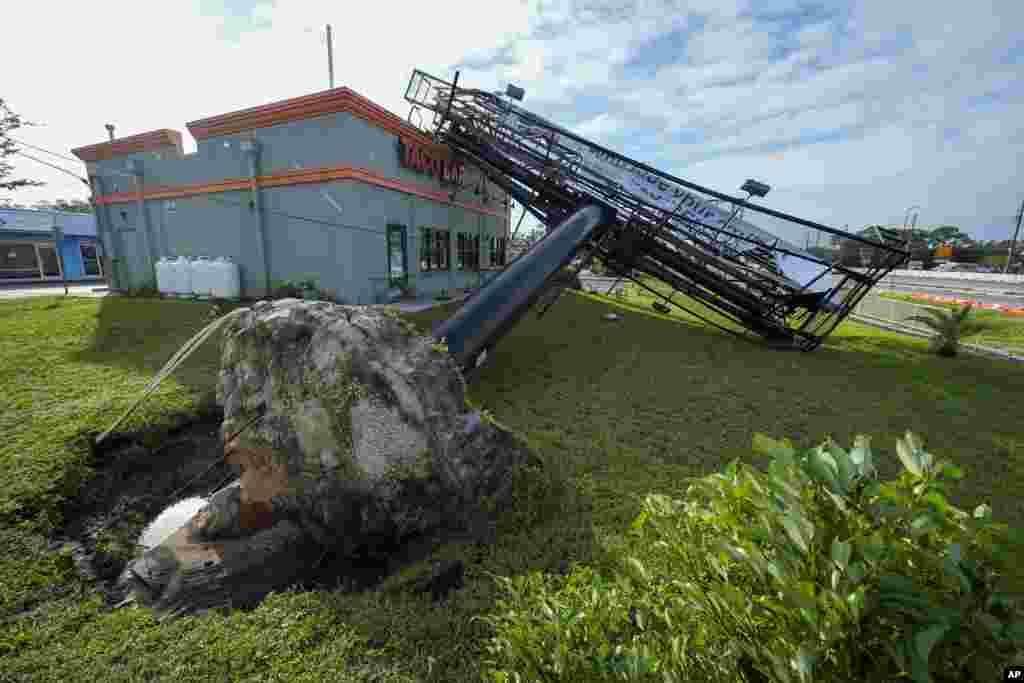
[269,279,303,299]
[270,276,322,300]
[475,431,1024,682]
[906,303,988,356]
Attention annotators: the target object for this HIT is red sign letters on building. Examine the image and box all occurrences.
[399,139,465,185]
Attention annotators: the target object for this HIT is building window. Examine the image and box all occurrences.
[0,243,41,280]
[386,224,408,287]
[456,232,480,271]
[80,242,103,277]
[435,230,450,270]
[37,244,62,278]
[489,237,507,267]
[0,243,64,280]
[419,227,450,271]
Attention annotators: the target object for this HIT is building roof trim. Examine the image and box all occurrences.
[90,163,505,219]
[72,129,184,163]
[186,86,432,144]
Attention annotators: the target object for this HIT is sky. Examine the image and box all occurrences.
[4,0,1023,246]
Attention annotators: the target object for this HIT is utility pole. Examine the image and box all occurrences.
[326,24,335,89]
[903,205,921,268]
[1005,198,1024,274]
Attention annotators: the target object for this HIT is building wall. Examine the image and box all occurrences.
[85,108,509,301]
[0,231,100,282]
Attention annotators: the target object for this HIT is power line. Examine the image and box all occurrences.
[12,150,90,186]
[8,137,80,164]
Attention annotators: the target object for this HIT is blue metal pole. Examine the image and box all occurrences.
[433,203,613,370]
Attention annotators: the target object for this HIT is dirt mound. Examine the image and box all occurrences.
[51,413,234,607]
[50,409,484,612]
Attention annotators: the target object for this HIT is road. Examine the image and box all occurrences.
[874,283,1024,308]
[879,276,1023,293]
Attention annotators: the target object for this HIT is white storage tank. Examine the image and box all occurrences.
[166,257,178,297]
[155,258,174,296]
[209,257,241,300]
[173,257,193,298]
[190,256,213,299]
[167,257,181,296]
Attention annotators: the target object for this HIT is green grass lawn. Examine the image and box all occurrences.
[1,290,1022,681]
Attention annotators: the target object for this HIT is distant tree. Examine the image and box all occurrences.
[907,228,933,243]
[929,225,973,247]
[0,98,45,197]
[856,225,886,240]
[32,198,92,213]
[858,224,975,249]
[806,245,834,262]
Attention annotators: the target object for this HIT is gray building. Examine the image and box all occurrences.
[73,86,510,303]
[0,207,103,283]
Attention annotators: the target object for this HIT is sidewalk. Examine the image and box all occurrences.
[0,281,110,299]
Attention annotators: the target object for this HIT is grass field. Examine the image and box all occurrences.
[1,290,1022,681]
[878,290,1024,354]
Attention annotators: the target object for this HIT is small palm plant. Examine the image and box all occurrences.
[906,303,988,357]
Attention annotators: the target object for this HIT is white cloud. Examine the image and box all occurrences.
[572,113,623,142]
[5,0,1024,244]
[702,100,867,154]
[4,0,539,204]
[795,21,833,50]
[685,19,775,65]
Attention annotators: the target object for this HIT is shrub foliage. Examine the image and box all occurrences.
[476,431,1024,682]
[906,303,988,356]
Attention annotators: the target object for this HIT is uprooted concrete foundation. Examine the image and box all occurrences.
[118,299,538,617]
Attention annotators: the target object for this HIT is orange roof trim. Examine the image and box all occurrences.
[72,129,183,163]
[91,162,506,219]
[186,86,432,145]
